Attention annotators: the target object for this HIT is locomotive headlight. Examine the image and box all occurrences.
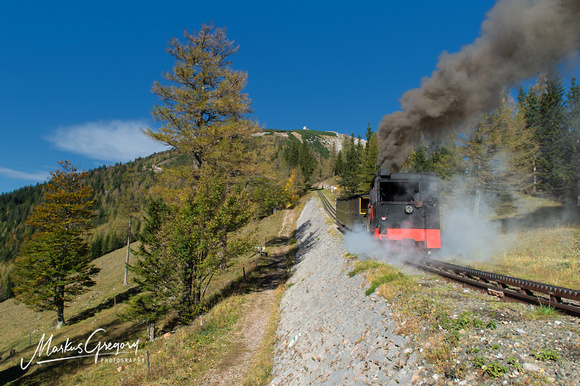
[404,205,414,214]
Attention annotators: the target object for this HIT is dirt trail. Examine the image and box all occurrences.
[198,210,295,385]
[278,209,294,239]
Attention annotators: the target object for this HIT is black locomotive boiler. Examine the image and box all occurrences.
[336,169,441,252]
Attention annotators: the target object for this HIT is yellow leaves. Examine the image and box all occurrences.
[282,169,300,208]
[147,25,258,179]
[12,161,99,314]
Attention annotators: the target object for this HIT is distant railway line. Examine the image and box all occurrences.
[314,189,580,317]
[315,189,343,230]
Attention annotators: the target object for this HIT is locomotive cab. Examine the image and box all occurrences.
[368,169,441,251]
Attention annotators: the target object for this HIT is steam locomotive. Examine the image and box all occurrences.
[336,169,441,252]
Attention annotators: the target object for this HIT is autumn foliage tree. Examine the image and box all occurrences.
[144,23,259,178]
[11,161,100,328]
[125,25,263,337]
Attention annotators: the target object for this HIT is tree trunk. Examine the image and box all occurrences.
[124,217,132,285]
[220,231,227,270]
[56,285,65,329]
[533,159,537,194]
[56,310,65,329]
[182,262,194,312]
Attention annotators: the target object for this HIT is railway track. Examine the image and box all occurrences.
[314,190,580,317]
[315,189,345,231]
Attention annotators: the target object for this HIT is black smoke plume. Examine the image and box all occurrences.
[378,0,580,171]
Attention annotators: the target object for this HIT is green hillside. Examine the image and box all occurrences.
[0,191,304,385]
[0,148,194,301]
[0,129,349,302]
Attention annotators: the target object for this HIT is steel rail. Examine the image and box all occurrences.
[408,258,580,317]
[417,259,580,302]
[315,190,347,232]
[313,189,580,317]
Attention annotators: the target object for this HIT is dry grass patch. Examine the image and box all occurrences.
[471,226,580,289]
[348,260,470,376]
[60,294,247,386]
[0,243,139,361]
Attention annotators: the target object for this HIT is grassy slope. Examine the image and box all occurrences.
[0,196,304,385]
[0,243,137,356]
[0,243,141,384]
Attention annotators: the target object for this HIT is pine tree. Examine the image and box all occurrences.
[0,264,13,302]
[406,145,432,173]
[338,135,362,195]
[502,96,539,194]
[565,77,580,205]
[460,96,540,215]
[334,150,345,177]
[518,84,542,193]
[11,161,99,328]
[283,141,300,168]
[358,124,379,192]
[124,198,173,340]
[324,142,338,179]
[126,172,255,334]
[298,140,316,185]
[462,114,499,215]
[536,72,572,201]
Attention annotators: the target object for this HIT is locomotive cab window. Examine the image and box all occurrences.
[379,182,420,202]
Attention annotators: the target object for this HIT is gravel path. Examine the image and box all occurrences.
[270,198,421,385]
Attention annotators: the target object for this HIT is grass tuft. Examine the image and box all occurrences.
[348,260,382,277]
[527,304,560,319]
[532,348,560,362]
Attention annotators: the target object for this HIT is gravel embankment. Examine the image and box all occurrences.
[270,197,421,385]
[271,197,580,385]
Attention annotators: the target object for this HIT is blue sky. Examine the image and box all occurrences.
[1,0,578,194]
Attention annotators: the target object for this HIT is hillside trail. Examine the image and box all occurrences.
[198,209,295,385]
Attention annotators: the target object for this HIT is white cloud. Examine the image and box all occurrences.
[46,120,170,163]
[0,167,49,182]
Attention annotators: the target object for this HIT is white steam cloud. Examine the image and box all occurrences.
[343,225,420,265]
[439,176,516,262]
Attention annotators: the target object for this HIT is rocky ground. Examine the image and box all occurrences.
[271,198,421,385]
[406,275,580,385]
[270,197,580,385]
